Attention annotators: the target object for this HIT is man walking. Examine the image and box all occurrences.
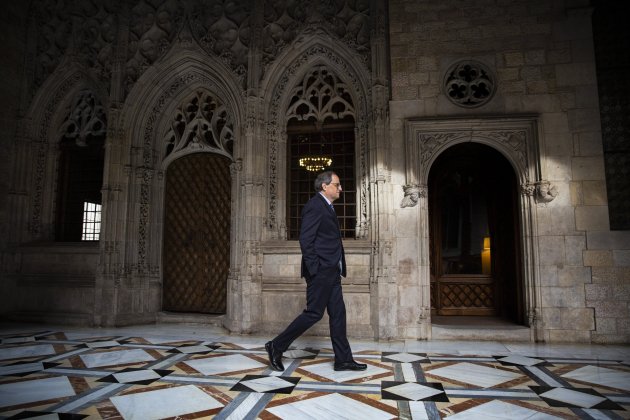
[265,171,367,372]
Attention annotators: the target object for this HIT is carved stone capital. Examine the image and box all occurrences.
[521,182,536,197]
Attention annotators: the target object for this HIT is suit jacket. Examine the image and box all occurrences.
[299,193,347,278]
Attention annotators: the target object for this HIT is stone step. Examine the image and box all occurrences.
[431,316,532,341]
[157,311,225,327]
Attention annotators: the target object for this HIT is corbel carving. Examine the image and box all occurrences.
[400,184,426,208]
[535,181,558,203]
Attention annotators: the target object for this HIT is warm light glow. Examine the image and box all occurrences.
[481,236,491,274]
[299,156,332,172]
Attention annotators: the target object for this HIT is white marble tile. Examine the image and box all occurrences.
[300,361,389,382]
[185,354,265,375]
[0,344,56,361]
[497,355,544,366]
[408,401,430,419]
[85,340,121,348]
[540,387,606,408]
[0,376,75,408]
[1,336,36,344]
[80,349,155,368]
[240,376,295,392]
[110,384,222,420]
[113,369,162,383]
[0,361,44,376]
[174,345,215,354]
[225,393,264,420]
[384,383,443,401]
[562,365,630,392]
[284,349,317,359]
[428,362,521,388]
[385,353,426,363]
[447,399,561,419]
[267,392,394,420]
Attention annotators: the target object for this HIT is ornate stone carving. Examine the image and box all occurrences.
[189,0,251,84]
[58,90,108,146]
[262,0,370,71]
[521,182,536,196]
[286,65,355,123]
[535,180,559,203]
[31,73,83,237]
[138,71,234,270]
[267,45,369,234]
[443,60,495,108]
[74,1,117,88]
[125,0,186,94]
[31,0,72,95]
[417,130,528,178]
[162,90,234,161]
[400,184,426,208]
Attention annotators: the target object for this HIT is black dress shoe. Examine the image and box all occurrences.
[265,341,285,371]
[334,361,367,371]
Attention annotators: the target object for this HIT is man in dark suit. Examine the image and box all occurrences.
[265,171,367,372]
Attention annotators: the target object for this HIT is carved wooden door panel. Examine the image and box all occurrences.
[429,143,521,319]
[163,153,231,314]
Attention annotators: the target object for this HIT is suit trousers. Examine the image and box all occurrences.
[272,265,353,363]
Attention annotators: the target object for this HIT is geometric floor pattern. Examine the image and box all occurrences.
[1,326,629,419]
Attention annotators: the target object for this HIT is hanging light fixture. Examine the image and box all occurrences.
[299,124,332,172]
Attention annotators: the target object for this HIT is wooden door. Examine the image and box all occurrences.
[162,153,231,314]
[429,143,521,320]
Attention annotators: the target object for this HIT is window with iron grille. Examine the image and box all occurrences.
[287,125,356,240]
[55,137,104,241]
[81,202,102,241]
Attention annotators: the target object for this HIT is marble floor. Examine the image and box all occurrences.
[0,323,629,419]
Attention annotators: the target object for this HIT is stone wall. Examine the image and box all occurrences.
[0,4,29,316]
[388,0,629,342]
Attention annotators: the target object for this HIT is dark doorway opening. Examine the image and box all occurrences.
[429,143,523,324]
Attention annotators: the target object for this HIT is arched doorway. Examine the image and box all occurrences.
[162,153,231,314]
[429,143,523,323]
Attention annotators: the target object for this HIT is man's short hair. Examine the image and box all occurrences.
[314,171,336,191]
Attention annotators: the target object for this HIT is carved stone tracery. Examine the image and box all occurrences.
[267,44,369,236]
[162,90,234,163]
[58,90,108,146]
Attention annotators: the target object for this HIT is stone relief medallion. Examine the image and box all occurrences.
[443,60,495,108]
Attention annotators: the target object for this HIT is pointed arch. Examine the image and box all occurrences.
[261,33,372,238]
[24,66,108,239]
[118,42,243,276]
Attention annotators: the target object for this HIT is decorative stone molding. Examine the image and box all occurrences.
[443,60,496,108]
[404,116,545,342]
[31,73,83,237]
[400,184,426,208]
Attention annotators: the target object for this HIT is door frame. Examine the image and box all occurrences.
[403,116,550,341]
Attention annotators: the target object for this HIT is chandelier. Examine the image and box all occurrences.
[298,126,333,172]
[299,156,332,172]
